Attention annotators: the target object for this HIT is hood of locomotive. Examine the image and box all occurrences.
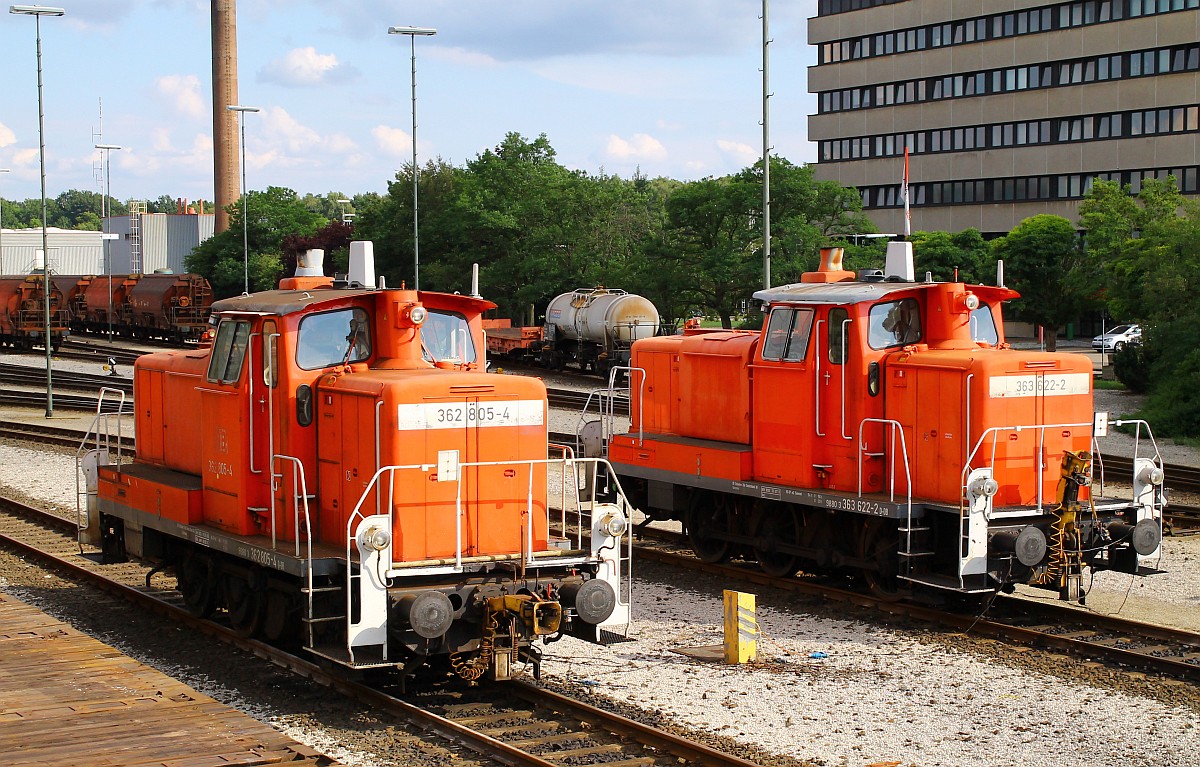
[883,345,1094,509]
[314,366,551,563]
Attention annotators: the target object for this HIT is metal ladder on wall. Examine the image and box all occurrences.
[128,200,145,274]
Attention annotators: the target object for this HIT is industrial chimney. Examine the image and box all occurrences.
[211,0,240,233]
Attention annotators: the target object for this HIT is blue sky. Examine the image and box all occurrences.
[0,1,819,205]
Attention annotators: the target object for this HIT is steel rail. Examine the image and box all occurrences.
[0,494,766,767]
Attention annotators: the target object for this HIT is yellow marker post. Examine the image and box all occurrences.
[723,589,757,664]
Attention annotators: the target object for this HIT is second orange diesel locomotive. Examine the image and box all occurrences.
[600,244,1164,602]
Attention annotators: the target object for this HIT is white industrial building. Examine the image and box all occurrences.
[102,210,216,275]
[0,210,215,277]
[0,228,104,275]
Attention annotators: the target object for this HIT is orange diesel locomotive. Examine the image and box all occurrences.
[83,244,631,681]
[603,245,1164,602]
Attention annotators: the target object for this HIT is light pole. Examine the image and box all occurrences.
[338,198,353,224]
[0,168,9,275]
[226,104,259,294]
[10,3,65,419]
[387,25,436,291]
[95,144,122,341]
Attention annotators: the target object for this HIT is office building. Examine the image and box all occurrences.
[808,0,1200,236]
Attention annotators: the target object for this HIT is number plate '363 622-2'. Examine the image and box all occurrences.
[396,400,545,430]
[988,373,1090,398]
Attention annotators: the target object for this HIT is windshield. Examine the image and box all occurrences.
[1107,325,1133,335]
[868,298,921,349]
[296,307,371,369]
[422,309,477,364]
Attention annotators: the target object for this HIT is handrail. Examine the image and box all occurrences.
[960,421,1092,514]
[814,319,825,437]
[856,418,913,507]
[75,387,131,552]
[840,318,853,441]
[273,453,314,647]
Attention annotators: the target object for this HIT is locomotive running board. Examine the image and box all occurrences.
[898,573,995,593]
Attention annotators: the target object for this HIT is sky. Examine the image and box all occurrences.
[0,0,820,207]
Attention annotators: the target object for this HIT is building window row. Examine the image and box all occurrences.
[820,105,1200,161]
[859,166,1200,209]
[818,43,1200,113]
[817,0,905,17]
[820,0,1199,63]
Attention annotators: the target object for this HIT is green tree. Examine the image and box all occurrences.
[910,228,991,283]
[186,186,326,297]
[1079,176,1200,436]
[991,214,1085,351]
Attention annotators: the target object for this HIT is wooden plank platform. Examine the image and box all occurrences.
[0,591,338,766]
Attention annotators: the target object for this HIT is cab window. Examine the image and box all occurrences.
[262,319,279,388]
[868,298,922,349]
[828,307,850,364]
[762,307,814,362]
[296,308,371,370]
[422,310,477,364]
[970,304,999,345]
[206,319,251,384]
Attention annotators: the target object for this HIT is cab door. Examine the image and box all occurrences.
[752,306,817,486]
[811,306,858,491]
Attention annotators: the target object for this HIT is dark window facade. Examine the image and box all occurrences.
[819,0,1200,62]
[818,0,906,17]
[817,44,1200,114]
[819,106,1200,162]
[858,166,1200,210]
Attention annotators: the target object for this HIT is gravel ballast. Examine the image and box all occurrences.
[3,352,1200,767]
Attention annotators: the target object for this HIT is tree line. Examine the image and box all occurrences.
[3,131,1194,436]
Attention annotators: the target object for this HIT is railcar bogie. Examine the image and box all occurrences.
[601,243,1165,603]
[79,244,633,684]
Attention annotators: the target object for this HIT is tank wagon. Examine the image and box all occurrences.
[0,274,70,350]
[599,245,1164,603]
[485,287,661,377]
[80,244,632,682]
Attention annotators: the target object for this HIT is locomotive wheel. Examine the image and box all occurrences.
[752,504,801,578]
[225,571,265,638]
[686,492,731,563]
[262,587,300,646]
[858,518,902,601]
[177,552,220,618]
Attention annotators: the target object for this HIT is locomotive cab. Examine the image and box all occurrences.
[608,245,1163,602]
[87,243,633,682]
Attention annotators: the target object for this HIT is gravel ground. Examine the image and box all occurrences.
[4,355,1200,767]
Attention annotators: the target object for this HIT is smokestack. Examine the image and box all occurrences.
[211,0,240,234]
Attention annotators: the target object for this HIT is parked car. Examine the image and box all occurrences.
[1092,323,1141,351]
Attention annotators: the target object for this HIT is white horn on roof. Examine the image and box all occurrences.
[884,241,915,282]
[348,241,377,289]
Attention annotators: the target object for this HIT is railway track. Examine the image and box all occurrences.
[631,527,1200,682]
[0,495,769,767]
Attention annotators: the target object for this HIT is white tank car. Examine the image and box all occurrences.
[542,288,660,374]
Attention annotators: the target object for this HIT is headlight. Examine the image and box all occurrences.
[359,525,391,551]
[408,306,428,325]
[600,511,628,537]
[1137,465,1165,486]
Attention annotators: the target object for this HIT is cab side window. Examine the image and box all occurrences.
[763,307,815,362]
[828,307,849,364]
[206,319,251,384]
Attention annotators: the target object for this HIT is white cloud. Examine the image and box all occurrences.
[716,139,759,166]
[0,123,16,148]
[154,74,206,119]
[264,107,322,153]
[605,133,667,162]
[259,46,356,87]
[372,125,413,157]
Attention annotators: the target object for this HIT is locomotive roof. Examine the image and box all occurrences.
[212,288,381,316]
[752,280,928,305]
